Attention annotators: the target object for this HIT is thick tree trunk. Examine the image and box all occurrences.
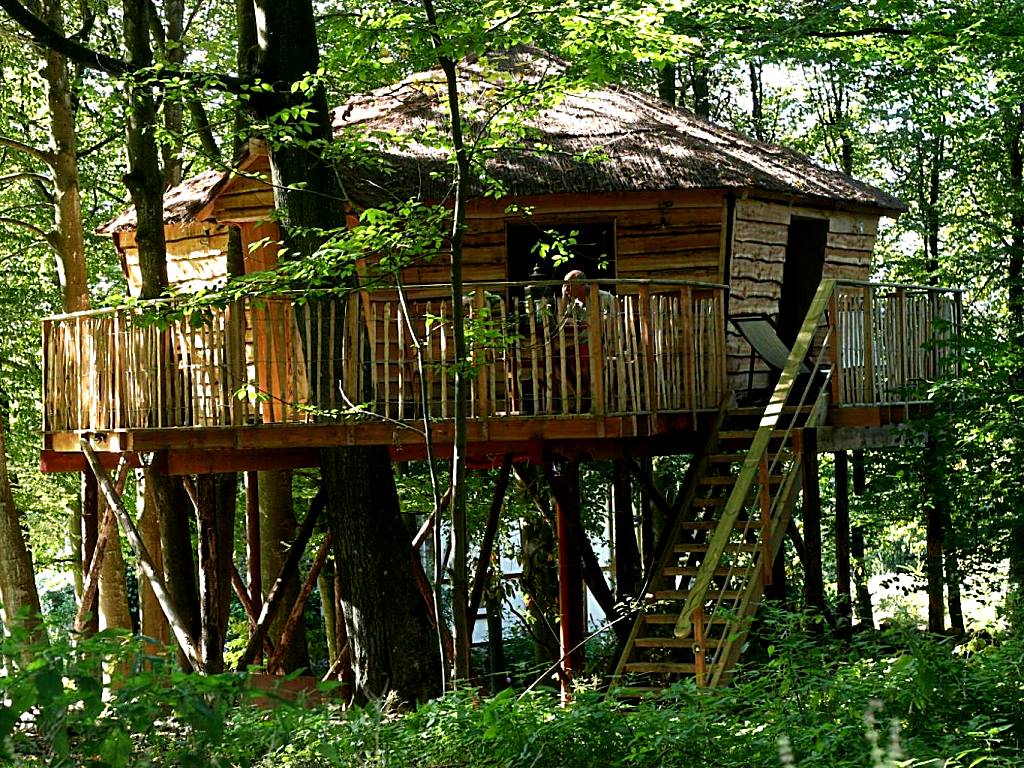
[40,0,89,313]
[657,62,676,106]
[250,0,440,702]
[195,474,237,673]
[151,472,199,667]
[122,0,167,299]
[97,520,132,633]
[258,470,308,672]
[322,447,440,704]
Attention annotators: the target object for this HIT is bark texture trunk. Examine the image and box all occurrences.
[258,470,308,672]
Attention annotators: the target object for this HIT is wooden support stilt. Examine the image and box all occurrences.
[834,451,852,636]
[467,456,513,624]
[612,459,641,604]
[852,526,875,628]
[798,429,825,616]
[245,471,262,622]
[551,460,585,703]
[268,533,333,672]
[235,489,325,671]
[80,471,99,634]
[80,441,204,672]
[75,460,131,633]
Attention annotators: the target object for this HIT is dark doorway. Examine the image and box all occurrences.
[507,222,615,300]
[778,217,828,347]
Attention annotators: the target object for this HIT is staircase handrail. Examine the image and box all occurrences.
[674,279,838,639]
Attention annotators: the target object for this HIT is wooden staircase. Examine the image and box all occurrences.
[610,280,839,693]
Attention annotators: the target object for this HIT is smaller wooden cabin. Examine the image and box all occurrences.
[40,49,963,693]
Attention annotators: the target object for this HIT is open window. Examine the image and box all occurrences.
[506,221,615,300]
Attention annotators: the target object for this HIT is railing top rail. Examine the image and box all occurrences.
[835,279,965,294]
[42,278,730,322]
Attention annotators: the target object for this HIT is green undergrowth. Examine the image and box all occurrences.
[1,613,1021,767]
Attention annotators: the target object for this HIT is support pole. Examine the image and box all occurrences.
[834,451,852,637]
[81,442,203,672]
[80,471,99,634]
[551,460,584,703]
[245,471,262,621]
[612,459,641,604]
[798,429,825,616]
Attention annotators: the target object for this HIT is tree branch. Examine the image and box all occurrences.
[0,135,56,167]
[0,217,59,251]
[0,172,51,186]
[0,0,248,93]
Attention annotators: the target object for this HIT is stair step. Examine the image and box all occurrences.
[641,613,732,625]
[708,451,794,464]
[680,519,764,530]
[633,637,724,649]
[718,430,792,443]
[653,589,745,601]
[690,497,727,508]
[675,542,760,554]
[623,662,698,674]
[730,405,813,418]
[701,475,784,486]
[663,565,754,577]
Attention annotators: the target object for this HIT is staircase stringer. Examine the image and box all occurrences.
[709,461,803,687]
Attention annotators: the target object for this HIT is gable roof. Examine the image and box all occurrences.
[100,47,905,234]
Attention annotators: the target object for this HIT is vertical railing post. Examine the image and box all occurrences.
[638,284,655,419]
[693,607,706,687]
[587,283,605,416]
[474,289,490,422]
[829,288,842,406]
[862,285,875,404]
[679,286,694,413]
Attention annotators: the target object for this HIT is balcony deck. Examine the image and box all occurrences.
[39,280,961,474]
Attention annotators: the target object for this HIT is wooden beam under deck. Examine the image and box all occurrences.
[40,403,934,475]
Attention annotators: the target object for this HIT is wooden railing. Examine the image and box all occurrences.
[831,281,962,406]
[42,280,728,434]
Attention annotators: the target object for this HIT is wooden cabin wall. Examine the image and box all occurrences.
[116,223,231,297]
[727,198,879,392]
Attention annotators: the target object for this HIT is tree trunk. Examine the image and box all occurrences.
[657,62,676,106]
[249,0,440,702]
[258,470,309,672]
[0,412,44,644]
[612,460,641,604]
[151,472,199,668]
[924,438,946,635]
[322,447,440,704]
[136,471,170,649]
[122,0,167,300]
[97,519,132,633]
[195,474,237,673]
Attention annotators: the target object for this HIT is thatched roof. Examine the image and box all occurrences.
[101,47,905,233]
[99,169,228,234]
[332,48,905,212]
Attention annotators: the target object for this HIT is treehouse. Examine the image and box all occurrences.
[40,49,962,694]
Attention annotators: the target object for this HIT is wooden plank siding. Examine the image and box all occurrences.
[116,223,231,297]
[726,197,879,391]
